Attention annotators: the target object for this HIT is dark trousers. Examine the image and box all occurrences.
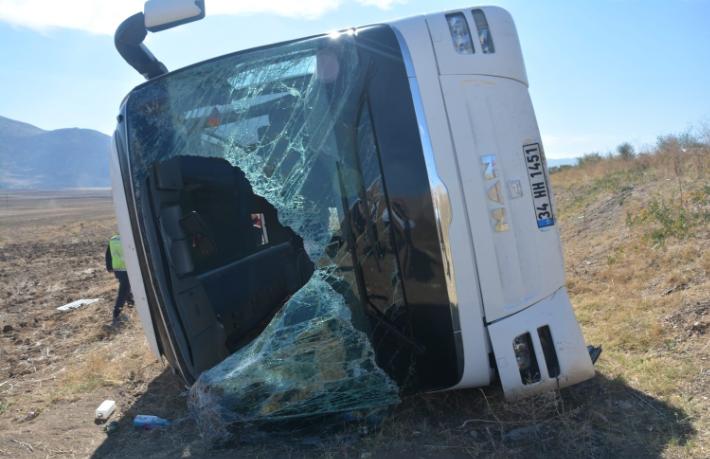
[113,271,131,318]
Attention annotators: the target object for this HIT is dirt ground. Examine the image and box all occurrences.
[0,168,707,458]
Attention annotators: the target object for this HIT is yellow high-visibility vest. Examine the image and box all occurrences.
[109,235,126,271]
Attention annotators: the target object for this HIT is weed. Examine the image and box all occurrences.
[627,196,709,246]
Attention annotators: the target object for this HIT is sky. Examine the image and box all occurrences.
[0,0,709,159]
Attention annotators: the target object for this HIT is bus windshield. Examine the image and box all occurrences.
[124,31,413,397]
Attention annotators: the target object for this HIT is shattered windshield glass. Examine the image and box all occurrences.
[125,33,412,437]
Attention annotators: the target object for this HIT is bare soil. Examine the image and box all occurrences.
[0,167,706,458]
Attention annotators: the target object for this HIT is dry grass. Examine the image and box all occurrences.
[53,330,157,399]
[549,140,709,457]
[0,146,708,457]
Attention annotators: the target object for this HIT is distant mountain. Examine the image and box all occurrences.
[547,157,578,168]
[0,116,111,189]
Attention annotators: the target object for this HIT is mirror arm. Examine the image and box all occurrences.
[115,13,168,80]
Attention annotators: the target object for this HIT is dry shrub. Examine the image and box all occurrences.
[56,338,155,398]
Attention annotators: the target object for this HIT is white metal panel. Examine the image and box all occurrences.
[393,7,593,399]
[438,75,565,323]
[391,18,492,389]
[110,137,161,359]
[487,288,595,400]
[425,7,527,84]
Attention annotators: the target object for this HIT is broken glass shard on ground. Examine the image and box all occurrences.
[188,271,400,441]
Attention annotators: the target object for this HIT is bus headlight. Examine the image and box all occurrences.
[472,9,495,54]
[446,13,474,54]
[513,333,541,384]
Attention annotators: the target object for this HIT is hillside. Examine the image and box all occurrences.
[549,140,709,455]
[0,116,111,189]
[0,138,707,457]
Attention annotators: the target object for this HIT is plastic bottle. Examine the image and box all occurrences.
[95,400,116,422]
[133,414,171,429]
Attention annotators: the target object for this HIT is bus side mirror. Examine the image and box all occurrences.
[144,0,206,32]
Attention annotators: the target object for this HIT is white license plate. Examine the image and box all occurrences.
[523,143,554,228]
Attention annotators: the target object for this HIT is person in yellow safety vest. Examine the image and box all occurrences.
[105,234,132,324]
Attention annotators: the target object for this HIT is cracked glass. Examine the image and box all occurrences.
[125,34,409,438]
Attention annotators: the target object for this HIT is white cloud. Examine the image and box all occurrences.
[209,0,407,18]
[0,0,135,35]
[210,0,341,20]
[353,0,405,8]
[0,0,406,35]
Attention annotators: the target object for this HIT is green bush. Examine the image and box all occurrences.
[617,142,635,160]
[627,193,709,246]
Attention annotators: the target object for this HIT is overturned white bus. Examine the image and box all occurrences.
[111,0,599,405]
